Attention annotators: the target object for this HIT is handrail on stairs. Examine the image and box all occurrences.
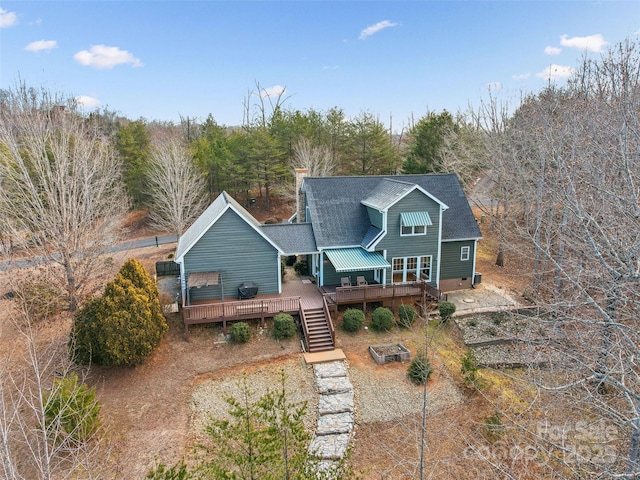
[323,296,335,348]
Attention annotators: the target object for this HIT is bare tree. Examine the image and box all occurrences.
[0,294,109,479]
[145,134,208,236]
[0,83,127,311]
[497,39,640,477]
[292,137,337,177]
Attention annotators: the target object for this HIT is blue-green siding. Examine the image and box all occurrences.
[367,207,383,229]
[184,209,279,301]
[440,241,475,280]
[376,190,441,285]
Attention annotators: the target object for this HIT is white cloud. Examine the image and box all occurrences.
[25,40,57,52]
[260,85,286,98]
[75,95,101,108]
[536,64,576,81]
[560,34,608,53]
[512,72,530,80]
[0,8,18,28]
[545,46,561,55]
[73,45,143,69]
[359,20,398,40]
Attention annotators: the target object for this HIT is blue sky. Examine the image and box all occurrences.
[1,1,638,131]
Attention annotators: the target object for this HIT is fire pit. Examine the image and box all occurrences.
[369,344,411,364]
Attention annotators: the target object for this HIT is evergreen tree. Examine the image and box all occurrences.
[402,110,458,174]
[70,260,168,366]
[114,119,151,207]
[44,373,101,445]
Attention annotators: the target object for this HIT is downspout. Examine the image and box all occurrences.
[435,205,443,288]
[277,254,282,294]
[179,261,187,306]
[471,239,478,287]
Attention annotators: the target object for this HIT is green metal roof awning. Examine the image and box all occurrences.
[325,248,390,273]
[400,211,432,227]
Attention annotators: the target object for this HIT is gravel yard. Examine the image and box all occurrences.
[190,357,318,433]
[189,346,465,439]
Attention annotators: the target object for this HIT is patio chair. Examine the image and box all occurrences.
[357,276,368,286]
[341,277,351,287]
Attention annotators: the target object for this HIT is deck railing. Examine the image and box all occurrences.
[299,305,311,352]
[323,296,335,346]
[183,296,301,327]
[335,281,424,304]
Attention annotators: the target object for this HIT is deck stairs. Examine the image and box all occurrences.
[302,307,334,352]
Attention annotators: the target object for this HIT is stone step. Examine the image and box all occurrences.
[309,433,351,460]
[318,391,354,415]
[316,412,354,435]
[313,361,348,378]
[316,376,353,395]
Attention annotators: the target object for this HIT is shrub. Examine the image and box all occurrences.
[293,261,307,276]
[461,349,481,389]
[371,307,395,332]
[398,304,416,328]
[273,313,296,340]
[44,373,101,444]
[484,411,505,441]
[285,255,296,267]
[407,352,432,385]
[70,261,168,366]
[13,270,63,323]
[230,322,251,343]
[342,308,365,332]
[438,301,456,322]
[492,312,507,325]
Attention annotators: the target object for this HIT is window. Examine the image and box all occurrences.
[399,212,431,237]
[460,246,470,261]
[400,224,427,236]
[392,255,432,283]
[420,256,431,281]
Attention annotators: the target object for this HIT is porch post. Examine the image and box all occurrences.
[382,250,388,285]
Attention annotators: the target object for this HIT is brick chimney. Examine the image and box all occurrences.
[294,168,308,223]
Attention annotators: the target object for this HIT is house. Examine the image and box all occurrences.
[174,173,481,307]
[299,173,482,292]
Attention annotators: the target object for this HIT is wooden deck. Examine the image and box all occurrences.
[180,278,445,336]
[182,276,324,335]
[324,280,447,310]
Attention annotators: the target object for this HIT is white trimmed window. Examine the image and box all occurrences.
[392,255,432,282]
[400,212,431,237]
[460,246,470,261]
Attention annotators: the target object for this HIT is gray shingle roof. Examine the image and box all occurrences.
[303,174,481,248]
[261,223,317,255]
[361,178,415,210]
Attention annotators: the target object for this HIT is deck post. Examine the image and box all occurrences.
[260,301,265,328]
